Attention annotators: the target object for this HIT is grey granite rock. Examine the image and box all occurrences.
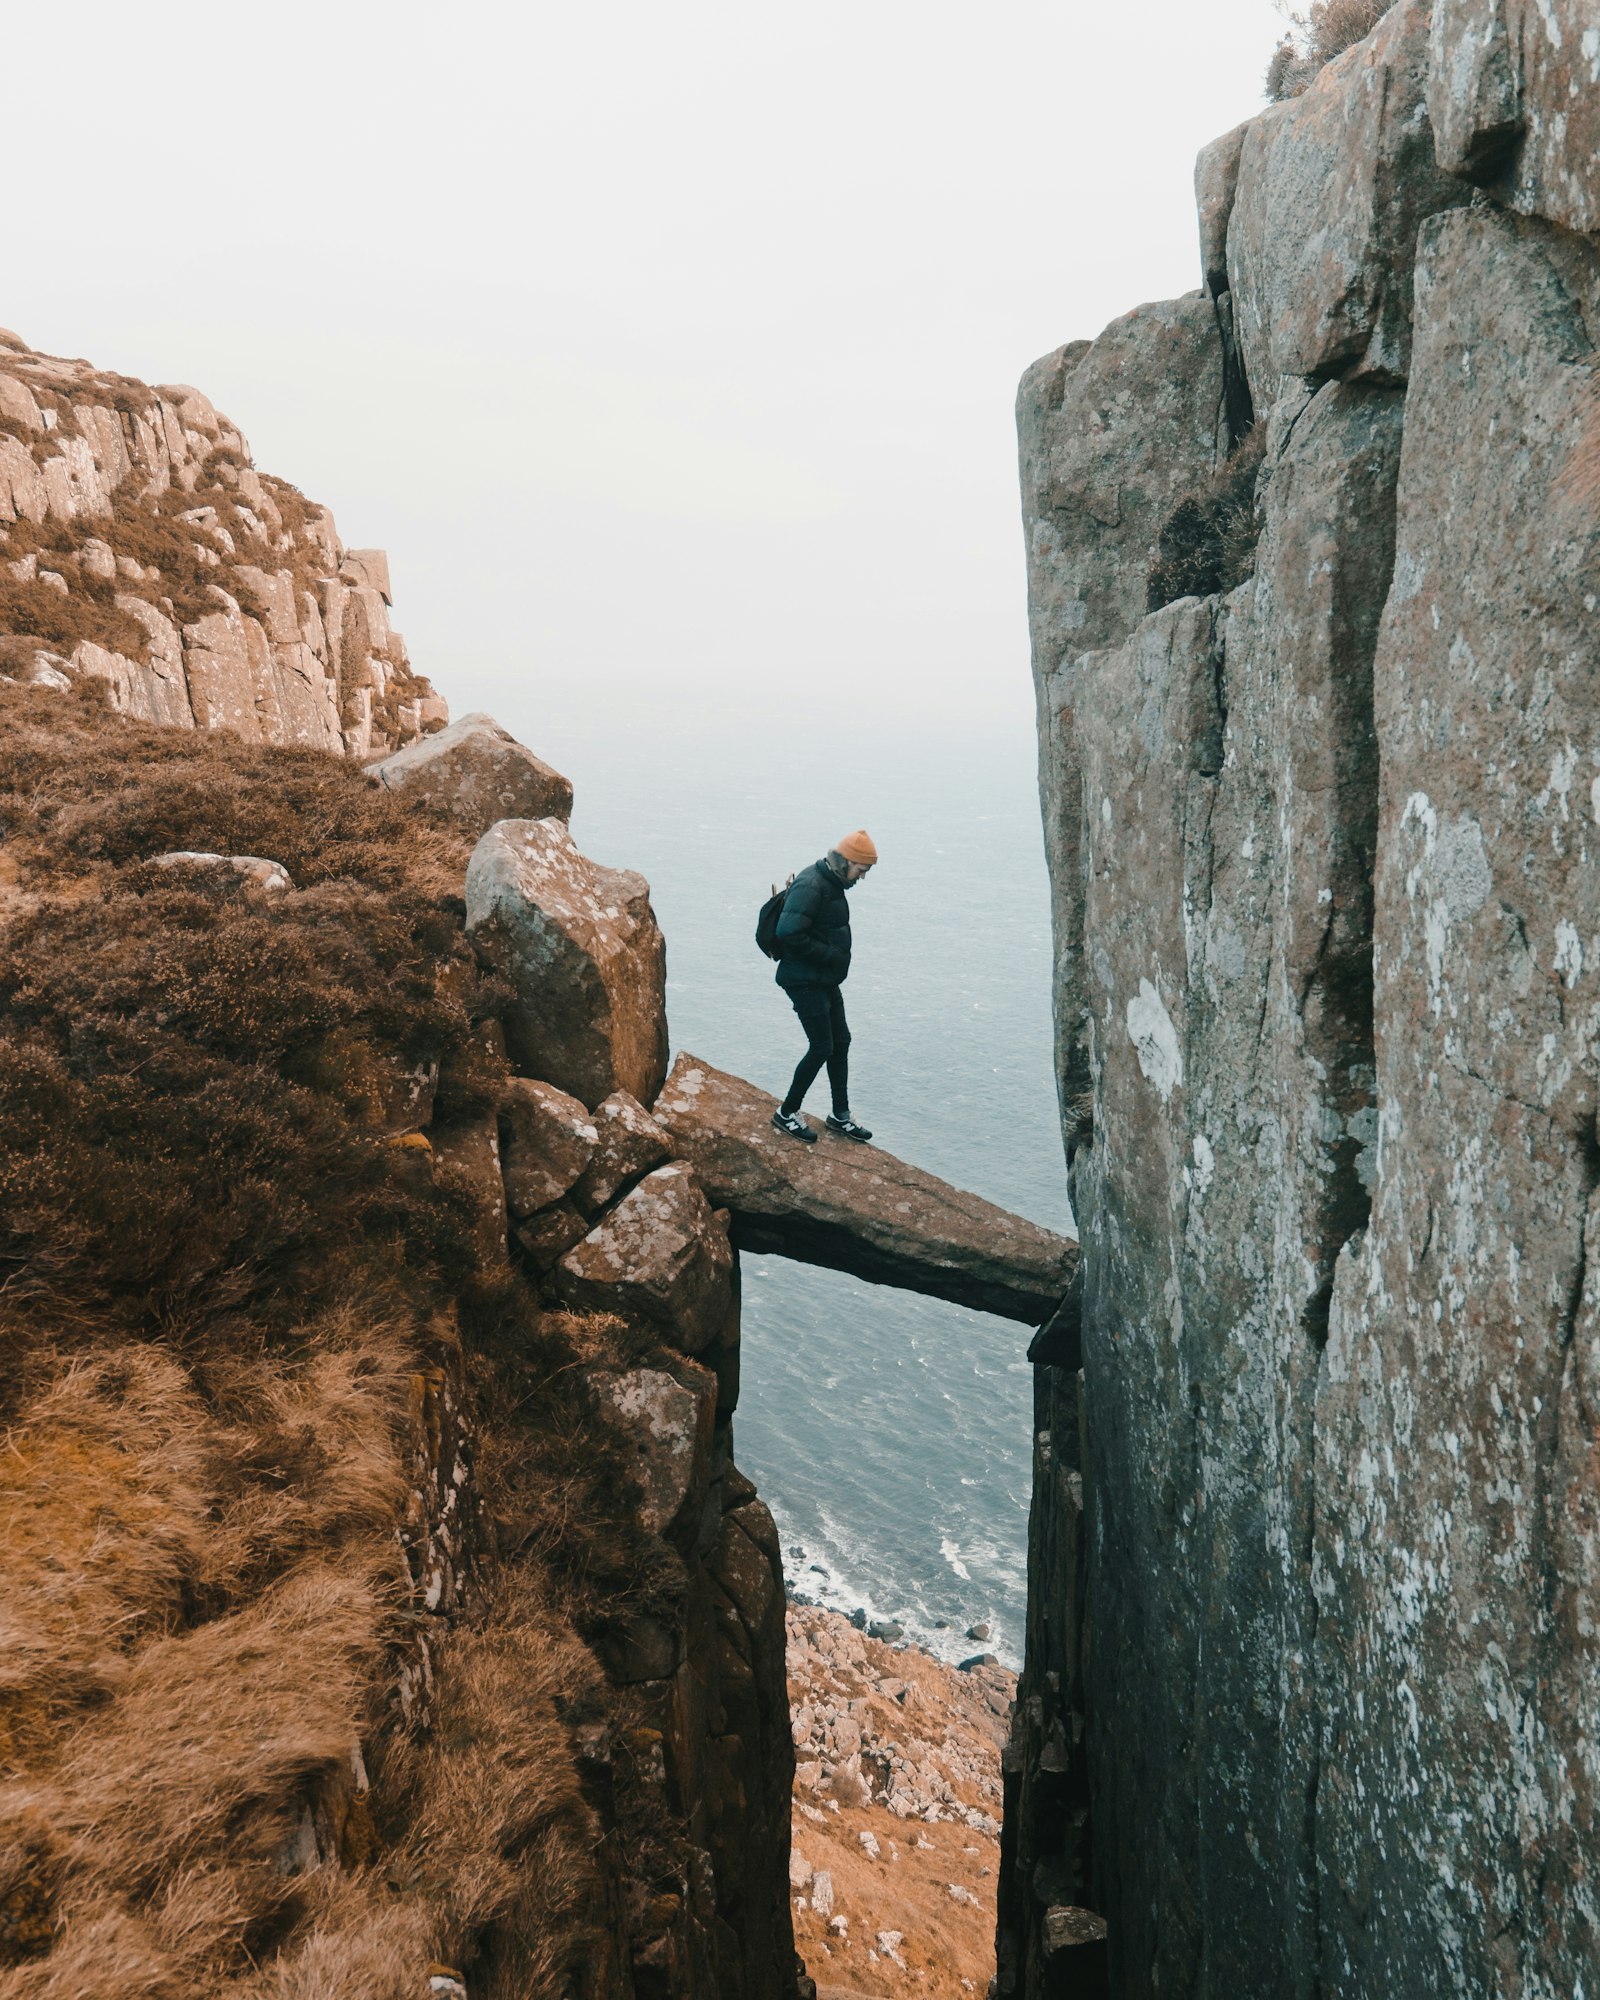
[1313,202,1600,1997]
[369,710,573,836]
[465,817,669,1108]
[498,1075,598,1218]
[1017,298,1222,1150]
[1228,0,1466,400]
[555,1163,734,1356]
[1428,0,1600,235]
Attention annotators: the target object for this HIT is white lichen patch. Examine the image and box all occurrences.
[1126,978,1183,1101]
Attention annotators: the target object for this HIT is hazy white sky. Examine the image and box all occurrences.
[7,0,1282,739]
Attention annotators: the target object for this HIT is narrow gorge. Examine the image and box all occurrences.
[1002,2,1600,1995]
[0,330,1067,1994]
[4,1,1597,1993]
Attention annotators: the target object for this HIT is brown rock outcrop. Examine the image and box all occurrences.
[368,710,574,835]
[2,394,808,2000]
[597,1362,719,1539]
[499,1076,599,1218]
[465,817,670,1108]
[0,335,443,756]
[655,1055,1076,1324]
[573,1089,676,1213]
[556,1162,736,1356]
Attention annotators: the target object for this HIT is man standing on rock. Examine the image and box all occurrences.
[770,830,877,1144]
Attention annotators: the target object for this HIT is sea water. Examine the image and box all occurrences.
[531,705,1067,1669]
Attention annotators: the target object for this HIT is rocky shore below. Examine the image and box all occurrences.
[786,1600,1014,1997]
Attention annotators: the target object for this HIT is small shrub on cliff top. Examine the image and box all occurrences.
[1147,425,1266,612]
[1267,0,1393,99]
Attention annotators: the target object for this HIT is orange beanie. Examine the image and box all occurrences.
[836,829,878,866]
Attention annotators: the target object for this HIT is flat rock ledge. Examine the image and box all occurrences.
[655,1054,1076,1324]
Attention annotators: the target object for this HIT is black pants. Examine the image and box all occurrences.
[781,984,850,1117]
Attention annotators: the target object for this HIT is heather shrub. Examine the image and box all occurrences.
[1147,426,1267,612]
[0,681,677,1992]
[1267,0,1393,99]
[0,693,479,1343]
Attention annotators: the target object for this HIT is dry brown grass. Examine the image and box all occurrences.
[1267,0,1392,99]
[0,547,152,664]
[1,478,318,647]
[0,683,685,1995]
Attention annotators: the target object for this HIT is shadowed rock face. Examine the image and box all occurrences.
[654,1055,1076,1324]
[1007,4,1600,1995]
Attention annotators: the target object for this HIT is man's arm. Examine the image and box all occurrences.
[776,875,845,972]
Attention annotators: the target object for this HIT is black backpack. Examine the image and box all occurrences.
[756,874,795,960]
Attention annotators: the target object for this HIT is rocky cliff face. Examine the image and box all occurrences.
[0,329,443,755]
[0,681,795,1996]
[1006,4,1600,1994]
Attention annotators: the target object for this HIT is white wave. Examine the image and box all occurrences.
[940,1537,972,1582]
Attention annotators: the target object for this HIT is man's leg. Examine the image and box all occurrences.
[822,991,871,1140]
[781,988,834,1116]
[825,988,851,1117]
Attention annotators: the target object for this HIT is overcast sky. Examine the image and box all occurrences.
[7,0,1283,740]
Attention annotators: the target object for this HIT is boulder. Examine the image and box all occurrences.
[152,851,293,895]
[339,547,392,603]
[498,1076,599,1218]
[513,1199,591,1271]
[1227,0,1466,397]
[368,711,573,836]
[570,1089,675,1213]
[1427,0,1600,235]
[654,1055,1076,1324]
[555,1163,734,1355]
[1041,1906,1108,1959]
[0,372,42,431]
[465,819,669,1108]
[5,651,71,691]
[596,1362,717,1538]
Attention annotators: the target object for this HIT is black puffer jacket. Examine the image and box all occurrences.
[774,857,851,990]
